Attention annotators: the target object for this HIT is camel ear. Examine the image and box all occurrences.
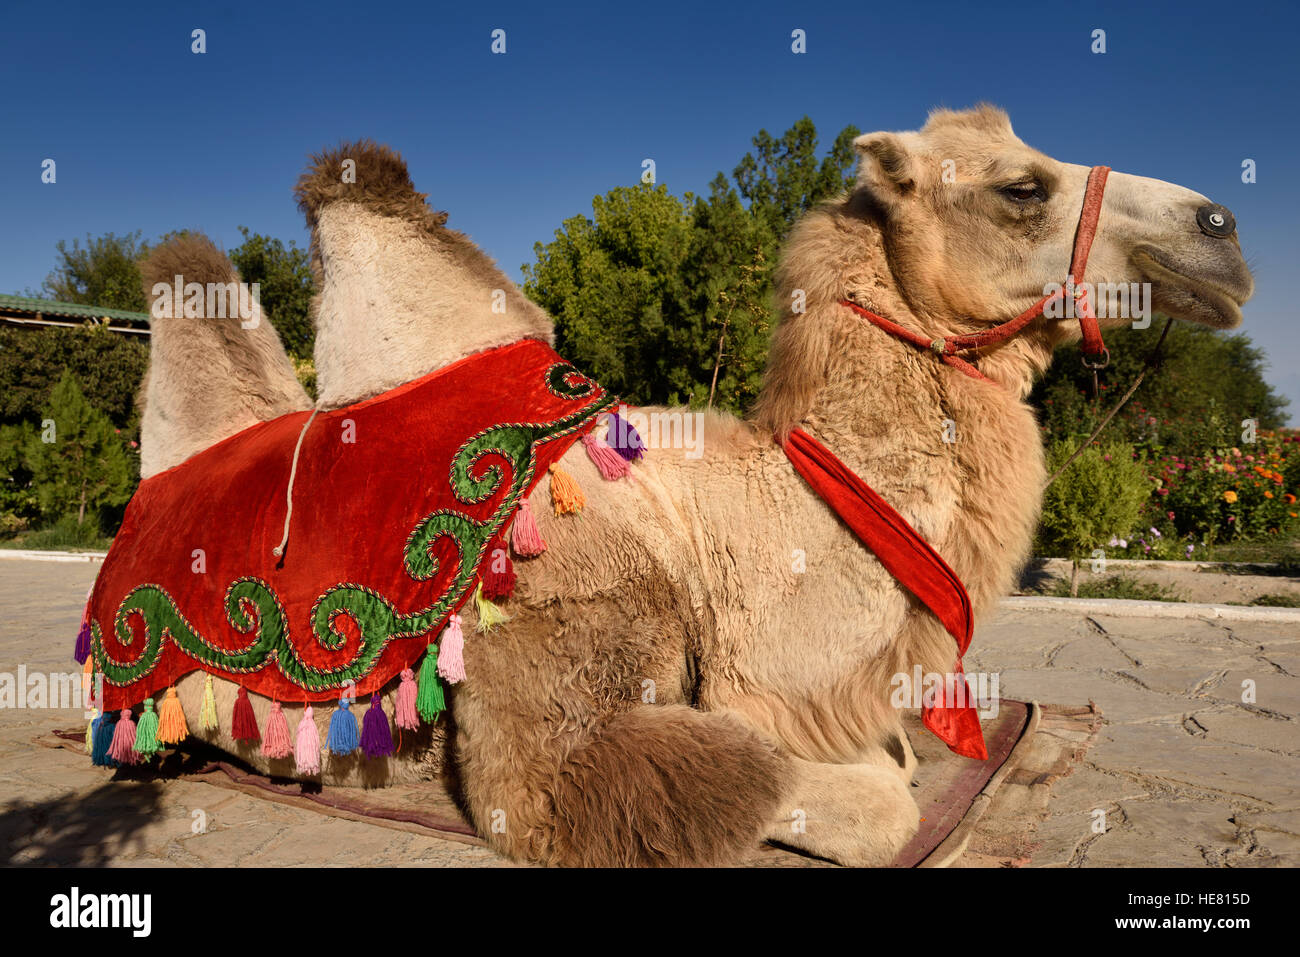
[852,132,916,204]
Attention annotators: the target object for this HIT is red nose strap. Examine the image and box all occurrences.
[841,165,1113,379]
[1070,165,1111,361]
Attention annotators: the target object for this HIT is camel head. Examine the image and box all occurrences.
[852,105,1253,337]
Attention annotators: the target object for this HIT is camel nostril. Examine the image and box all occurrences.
[1196,203,1236,238]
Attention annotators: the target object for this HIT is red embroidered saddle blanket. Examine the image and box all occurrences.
[87,339,614,710]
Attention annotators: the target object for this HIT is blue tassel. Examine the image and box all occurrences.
[325,697,359,755]
[91,712,118,767]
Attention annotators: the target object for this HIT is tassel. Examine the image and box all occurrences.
[481,546,516,600]
[73,586,93,663]
[604,411,645,461]
[438,614,466,684]
[325,698,359,755]
[510,497,547,557]
[361,695,394,758]
[85,707,98,754]
[395,668,419,730]
[133,698,161,760]
[416,647,445,722]
[199,674,218,731]
[73,620,91,665]
[582,433,632,480]
[92,711,118,767]
[549,463,585,515]
[156,686,188,745]
[231,686,260,742]
[262,701,294,759]
[473,581,509,632]
[294,705,321,774]
[108,708,138,765]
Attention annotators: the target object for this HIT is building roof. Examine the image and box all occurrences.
[0,293,150,324]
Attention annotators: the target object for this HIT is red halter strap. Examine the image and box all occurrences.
[841,165,1113,379]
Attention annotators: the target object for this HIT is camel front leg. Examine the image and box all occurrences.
[765,756,920,866]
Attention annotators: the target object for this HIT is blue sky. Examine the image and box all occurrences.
[2,0,1296,417]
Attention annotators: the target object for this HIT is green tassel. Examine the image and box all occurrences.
[85,707,98,754]
[134,698,161,759]
[199,674,218,731]
[473,581,509,633]
[416,646,445,722]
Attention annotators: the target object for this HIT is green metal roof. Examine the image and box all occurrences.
[0,294,149,324]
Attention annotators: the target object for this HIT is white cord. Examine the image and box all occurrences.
[272,405,320,558]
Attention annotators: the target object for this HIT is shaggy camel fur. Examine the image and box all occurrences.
[140,107,1252,865]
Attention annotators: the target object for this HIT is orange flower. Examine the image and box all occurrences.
[1265,491,1274,499]
[1285,494,1297,504]
[1224,490,1238,504]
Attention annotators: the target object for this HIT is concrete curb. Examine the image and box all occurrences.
[0,549,106,563]
[1033,557,1287,572]
[1000,595,1300,623]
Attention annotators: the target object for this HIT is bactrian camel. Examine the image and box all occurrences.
[133,106,1252,865]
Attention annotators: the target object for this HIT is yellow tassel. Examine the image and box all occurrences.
[199,674,218,731]
[85,708,98,754]
[549,463,585,515]
[157,685,189,744]
[473,581,509,633]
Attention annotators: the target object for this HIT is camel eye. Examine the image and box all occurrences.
[999,182,1046,203]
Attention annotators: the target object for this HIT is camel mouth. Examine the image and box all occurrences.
[1131,246,1253,330]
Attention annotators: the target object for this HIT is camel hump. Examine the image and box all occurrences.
[137,232,311,478]
[294,140,448,233]
[140,232,237,293]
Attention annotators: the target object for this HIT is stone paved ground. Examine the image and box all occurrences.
[1,558,1296,866]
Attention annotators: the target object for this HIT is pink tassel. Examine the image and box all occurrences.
[108,708,138,764]
[261,701,293,759]
[395,668,419,730]
[582,433,631,480]
[294,704,321,775]
[510,497,547,557]
[437,614,466,684]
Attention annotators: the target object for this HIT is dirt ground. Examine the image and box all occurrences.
[1,556,1296,867]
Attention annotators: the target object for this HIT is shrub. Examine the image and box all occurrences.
[1037,438,1149,593]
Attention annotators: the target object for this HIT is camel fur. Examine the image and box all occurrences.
[136,107,1252,866]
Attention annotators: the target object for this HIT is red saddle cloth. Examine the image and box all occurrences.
[87,339,614,710]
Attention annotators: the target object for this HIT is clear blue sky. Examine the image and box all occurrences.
[2,0,1296,417]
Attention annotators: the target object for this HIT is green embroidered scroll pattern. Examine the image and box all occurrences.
[91,577,289,687]
[309,369,616,660]
[92,362,615,693]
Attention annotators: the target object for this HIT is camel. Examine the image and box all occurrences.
[133,106,1252,866]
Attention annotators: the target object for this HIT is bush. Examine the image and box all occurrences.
[1144,430,1300,548]
[1037,438,1150,592]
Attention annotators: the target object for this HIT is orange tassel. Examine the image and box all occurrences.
[549,463,585,515]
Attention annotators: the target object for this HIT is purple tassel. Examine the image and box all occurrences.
[73,620,91,665]
[605,411,645,462]
[360,694,394,758]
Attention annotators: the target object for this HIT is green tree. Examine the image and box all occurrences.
[0,324,148,435]
[524,117,858,414]
[40,231,150,312]
[1037,439,1150,594]
[1032,322,1289,454]
[23,370,133,527]
[229,226,316,360]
